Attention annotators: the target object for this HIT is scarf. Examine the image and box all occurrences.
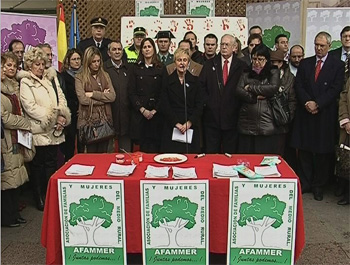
[1,90,22,154]
[67,67,81,78]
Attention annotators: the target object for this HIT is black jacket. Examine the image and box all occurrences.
[77,37,112,62]
[236,67,280,136]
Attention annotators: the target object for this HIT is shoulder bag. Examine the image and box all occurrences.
[336,135,350,180]
[268,86,290,127]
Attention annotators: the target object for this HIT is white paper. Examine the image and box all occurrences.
[172,166,197,179]
[107,163,136,177]
[254,165,281,178]
[213,164,239,178]
[172,128,193,144]
[65,164,95,176]
[145,165,170,178]
[17,130,32,149]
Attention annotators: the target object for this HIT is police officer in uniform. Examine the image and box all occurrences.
[124,27,147,64]
[77,17,112,62]
[155,30,175,66]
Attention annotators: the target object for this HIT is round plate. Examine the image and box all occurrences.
[154,153,188,164]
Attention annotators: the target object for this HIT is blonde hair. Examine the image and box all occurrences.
[23,47,48,70]
[174,48,190,61]
[80,46,108,86]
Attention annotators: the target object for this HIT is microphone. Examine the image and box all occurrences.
[183,71,189,154]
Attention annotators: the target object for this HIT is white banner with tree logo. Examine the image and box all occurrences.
[58,179,127,265]
[227,179,298,265]
[186,0,215,17]
[135,0,163,16]
[140,180,209,265]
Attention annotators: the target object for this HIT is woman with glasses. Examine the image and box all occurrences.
[18,47,71,211]
[129,38,164,152]
[61,49,83,159]
[1,53,31,226]
[75,46,115,153]
[236,44,282,154]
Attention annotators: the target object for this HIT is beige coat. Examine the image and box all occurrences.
[18,68,71,146]
[339,79,350,144]
[75,71,115,129]
[1,77,31,190]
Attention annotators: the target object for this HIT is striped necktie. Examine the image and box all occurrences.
[345,52,350,76]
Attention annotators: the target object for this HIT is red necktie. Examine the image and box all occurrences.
[223,59,228,86]
[314,60,322,81]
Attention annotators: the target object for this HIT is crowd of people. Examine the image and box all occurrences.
[1,17,349,226]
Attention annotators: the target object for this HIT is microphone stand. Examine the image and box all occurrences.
[182,69,189,154]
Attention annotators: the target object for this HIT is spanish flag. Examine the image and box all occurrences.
[57,3,67,70]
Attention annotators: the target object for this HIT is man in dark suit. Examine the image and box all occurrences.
[329,26,350,82]
[291,31,345,201]
[155,30,175,66]
[199,34,247,154]
[77,17,111,62]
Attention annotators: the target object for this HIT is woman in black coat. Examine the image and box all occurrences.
[160,48,203,153]
[60,48,83,159]
[128,38,164,153]
[236,44,282,154]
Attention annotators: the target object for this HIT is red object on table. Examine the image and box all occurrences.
[41,153,305,265]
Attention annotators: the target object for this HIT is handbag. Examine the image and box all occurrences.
[268,86,290,126]
[336,135,350,180]
[79,102,114,145]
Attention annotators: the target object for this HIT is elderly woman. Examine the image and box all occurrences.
[75,46,116,153]
[160,48,203,153]
[61,48,83,159]
[1,53,31,226]
[18,47,71,211]
[337,78,350,205]
[236,44,282,154]
[128,38,164,152]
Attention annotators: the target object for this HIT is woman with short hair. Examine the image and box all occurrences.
[1,52,31,226]
[18,47,71,211]
[160,48,203,153]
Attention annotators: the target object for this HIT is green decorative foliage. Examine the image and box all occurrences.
[330,40,342,51]
[140,6,159,16]
[263,25,291,49]
[191,5,211,16]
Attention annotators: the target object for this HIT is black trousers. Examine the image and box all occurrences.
[204,126,238,154]
[86,139,109,153]
[1,188,20,225]
[238,134,286,155]
[297,149,333,192]
[30,145,58,198]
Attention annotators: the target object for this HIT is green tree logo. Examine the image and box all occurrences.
[140,6,159,16]
[263,25,291,49]
[69,195,114,246]
[151,196,198,247]
[238,194,286,247]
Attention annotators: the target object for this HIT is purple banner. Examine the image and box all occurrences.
[1,12,59,70]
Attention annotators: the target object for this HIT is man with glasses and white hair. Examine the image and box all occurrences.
[291,31,345,201]
[199,34,247,154]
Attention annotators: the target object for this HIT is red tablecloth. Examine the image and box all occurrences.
[41,153,305,265]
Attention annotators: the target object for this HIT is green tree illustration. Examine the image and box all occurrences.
[69,195,114,245]
[151,196,198,247]
[140,6,159,16]
[238,194,286,247]
[263,25,291,49]
[330,40,342,51]
[191,5,210,16]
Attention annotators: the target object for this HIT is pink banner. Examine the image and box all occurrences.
[1,12,59,69]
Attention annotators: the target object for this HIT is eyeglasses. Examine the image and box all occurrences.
[252,57,266,63]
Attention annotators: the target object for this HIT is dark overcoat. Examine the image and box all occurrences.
[77,37,112,62]
[199,53,247,130]
[291,55,345,153]
[104,59,131,137]
[160,71,203,153]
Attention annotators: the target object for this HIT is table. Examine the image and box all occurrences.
[41,153,305,265]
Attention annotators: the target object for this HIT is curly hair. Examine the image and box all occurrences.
[23,47,48,71]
